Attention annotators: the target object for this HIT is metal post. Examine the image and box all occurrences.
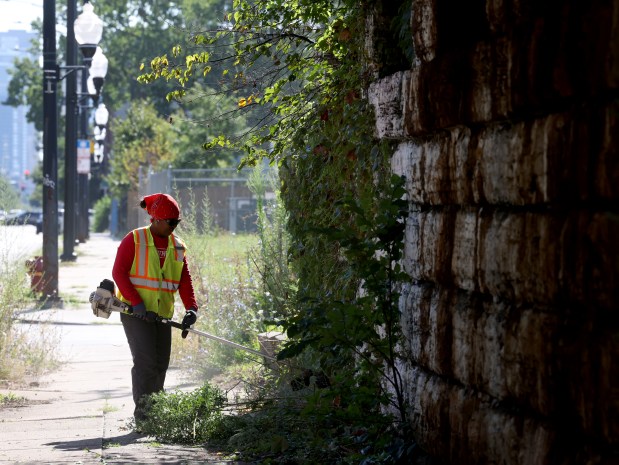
[42,0,60,300]
[61,0,77,261]
[77,67,89,243]
[79,169,89,241]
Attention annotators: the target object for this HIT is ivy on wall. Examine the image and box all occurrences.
[137,0,419,459]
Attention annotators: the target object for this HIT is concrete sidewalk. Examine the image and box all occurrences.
[0,233,237,464]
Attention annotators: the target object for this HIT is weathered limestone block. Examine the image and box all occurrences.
[490,112,567,205]
[561,212,619,311]
[484,0,510,34]
[411,0,437,63]
[567,325,619,444]
[391,141,417,198]
[392,113,581,206]
[454,294,557,413]
[492,212,573,304]
[449,293,479,387]
[490,37,513,117]
[473,119,557,205]
[391,127,474,205]
[399,365,557,465]
[402,67,426,134]
[447,126,475,204]
[595,101,619,199]
[405,209,562,303]
[400,283,452,375]
[363,8,379,78]
[403,208,454,284]
[450,208,478,291]
[477,210,561,302]
[502,307,560,414]
[368,71,405,139]
[405,207,619,309]
[467,41,494,122]
[610,1,619,88]
[473,121,526,204]
[400,282,617,442]
[588,213,619,310]
[421,56,462,130]
[400,283,427,366]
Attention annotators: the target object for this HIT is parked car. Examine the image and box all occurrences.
[34,209,64,235]
[3,210,43,227]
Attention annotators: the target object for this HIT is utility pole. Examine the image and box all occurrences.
[42,0,60,300]
[61,0,78,261]
[42,0,104,299]
[78,67,89,239]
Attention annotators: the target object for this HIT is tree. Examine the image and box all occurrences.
[4,0,234,126]
[107,100,177,198]
[4,0,243,210]
[137,0,370,167]
[0,175,21,212]
[170,82,249,168]
[3,19,46,131]
[92,0,234,116]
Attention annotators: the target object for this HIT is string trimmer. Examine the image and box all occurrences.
[89,279,276,361]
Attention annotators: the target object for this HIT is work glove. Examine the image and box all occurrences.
[132,302,147,319]
[181,309,197,339]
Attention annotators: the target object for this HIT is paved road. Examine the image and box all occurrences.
[0,233,239,464]
[0,225,42,264]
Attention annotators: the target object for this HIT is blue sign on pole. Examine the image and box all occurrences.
[77,139,91,174]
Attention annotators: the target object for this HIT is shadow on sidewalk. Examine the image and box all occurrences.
[47,432,242,464]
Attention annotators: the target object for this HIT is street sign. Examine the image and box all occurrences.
[77,139,91,174]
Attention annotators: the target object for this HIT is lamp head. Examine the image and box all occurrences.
[94,102,109,127]
[74,2,103,64]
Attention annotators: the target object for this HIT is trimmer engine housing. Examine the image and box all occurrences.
[90,279,130,319]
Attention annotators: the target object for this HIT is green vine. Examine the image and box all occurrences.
[137,0,419,461]
[137,0,373,167]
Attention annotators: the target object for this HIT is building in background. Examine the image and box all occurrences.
[0,29,38,203]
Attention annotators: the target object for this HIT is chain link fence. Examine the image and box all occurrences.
[111,167,274,237]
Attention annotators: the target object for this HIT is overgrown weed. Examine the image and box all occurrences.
[0,227,61,384]
[137,382,230,444]
[170,192,262,376]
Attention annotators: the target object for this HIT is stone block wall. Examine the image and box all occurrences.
[368,1,619,463]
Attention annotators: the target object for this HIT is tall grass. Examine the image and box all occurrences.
[0,228,60,384]
[247,166,295,322]
[170,188,261,377]
[168,168,293,384]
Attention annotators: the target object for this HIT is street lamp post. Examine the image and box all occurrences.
[61,0,107,254]
[42,0,60,299]
[77,46,107,242]
[60,0,78,261]
[42,0,103,296]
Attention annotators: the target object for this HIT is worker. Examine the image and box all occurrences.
[112,193,198,427]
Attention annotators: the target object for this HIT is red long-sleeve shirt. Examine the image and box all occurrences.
[112,230,199,311]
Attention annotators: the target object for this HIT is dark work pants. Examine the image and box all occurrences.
[120,312,172,421]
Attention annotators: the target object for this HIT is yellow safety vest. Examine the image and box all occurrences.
[117,226,186,319]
